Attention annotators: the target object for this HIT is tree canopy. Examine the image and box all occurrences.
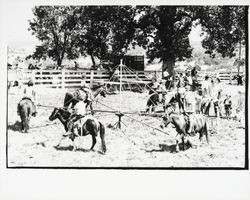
[28,5,247,73]
[28,6,81,66]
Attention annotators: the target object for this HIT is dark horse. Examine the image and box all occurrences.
[161,107,209,152]
[49,107,106,153]
[18,98,35,133]
[63,85,106,113]
[146,92,160,113]
[146,91,183,113]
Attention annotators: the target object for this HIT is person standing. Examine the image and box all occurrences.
[74,61,79,70]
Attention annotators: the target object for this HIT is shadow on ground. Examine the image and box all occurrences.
[146,141,193,153]
[54,145,90,152]
[8,121,21,132]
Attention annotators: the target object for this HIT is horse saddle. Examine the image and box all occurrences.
[73,116,89,137]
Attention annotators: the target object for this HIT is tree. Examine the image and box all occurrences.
[198,6,247,73]
[76,6,137,67]
[108,6,137,57]
[199,6,246,58]
[135,6,197,77]
[135,6,247,77]
[28,6,81,67]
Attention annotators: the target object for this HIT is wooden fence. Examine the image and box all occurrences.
[8,69,244,89]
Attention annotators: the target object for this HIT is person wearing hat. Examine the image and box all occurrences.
[158,79,167,103]
[17,79,37,117]
[80,73,92,102]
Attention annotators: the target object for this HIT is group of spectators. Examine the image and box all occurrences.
[148,67,245,118]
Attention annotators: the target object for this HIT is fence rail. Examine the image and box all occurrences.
[8,69,244,89]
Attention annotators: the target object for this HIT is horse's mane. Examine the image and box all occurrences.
[91,85,103,91]
[58,107,71,117]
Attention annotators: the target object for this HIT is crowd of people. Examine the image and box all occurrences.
[147,68,244,120]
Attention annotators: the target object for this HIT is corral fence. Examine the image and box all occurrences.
[8,69,244,89]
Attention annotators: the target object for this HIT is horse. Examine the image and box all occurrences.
[161,107,209,152]
[18,98,35,133]
[49,107,106,153]
[146,92,160,113]
[63,85,106,114]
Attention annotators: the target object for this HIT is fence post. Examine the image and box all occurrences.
[229,71,232,85]
[31,70,35,84]
[61,70,65,89]
[90,70,94,88]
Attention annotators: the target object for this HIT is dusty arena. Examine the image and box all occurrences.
[7,85,246,168]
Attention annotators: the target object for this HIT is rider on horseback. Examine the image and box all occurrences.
[80,74,92,102]
[182,85,197,135]
[64,99,87,137]
[17,79,37,117]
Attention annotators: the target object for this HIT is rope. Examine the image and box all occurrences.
[29,122,60,129]
[124,113,169,135]
[37,104,58,108]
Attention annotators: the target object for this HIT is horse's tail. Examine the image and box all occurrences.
[99,122,106,153]
[19,101,31,132]
[204,120,209,144]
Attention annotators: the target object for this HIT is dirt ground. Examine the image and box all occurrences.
[7,85,246,168]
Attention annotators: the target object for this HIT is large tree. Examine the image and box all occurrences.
[135,6,247,77]
[135,6,197,77]
[76,6,137,67]
[28,6,81,66]
[198,6,247,73]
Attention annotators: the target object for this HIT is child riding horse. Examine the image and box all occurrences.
[63,85,106,114]
[49,107,106,153]
[161,107,209,152]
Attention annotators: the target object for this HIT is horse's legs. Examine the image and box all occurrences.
[146,100,151,113]
[199,131,204,144]
[175,134,182,152]
[24,117,30,133]
[152,106,155,113]
[99,123,106,153]
[21,118,25,132]
[56,136,65,147]
[90,135,97,151]
[204,122,209,144]
[205,102,211,115]
[69,133,77,151]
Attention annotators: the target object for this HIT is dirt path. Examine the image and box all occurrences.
[7,87,246,167]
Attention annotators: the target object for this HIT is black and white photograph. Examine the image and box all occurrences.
[1,1,250,200]
[5,4,248,169]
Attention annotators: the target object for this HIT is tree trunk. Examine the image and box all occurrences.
[90,53,96,67]
[238,41,241,75]
[57,58,62,67]
[162,58,175,78]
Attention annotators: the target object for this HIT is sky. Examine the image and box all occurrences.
[6,4,204,52]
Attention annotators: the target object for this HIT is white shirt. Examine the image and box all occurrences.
[185,91,196,112]
[187,76,193,85]
[74,101,86,115]
[23,86,36,102]
[202,80,210,97]
[80,80,89,88]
